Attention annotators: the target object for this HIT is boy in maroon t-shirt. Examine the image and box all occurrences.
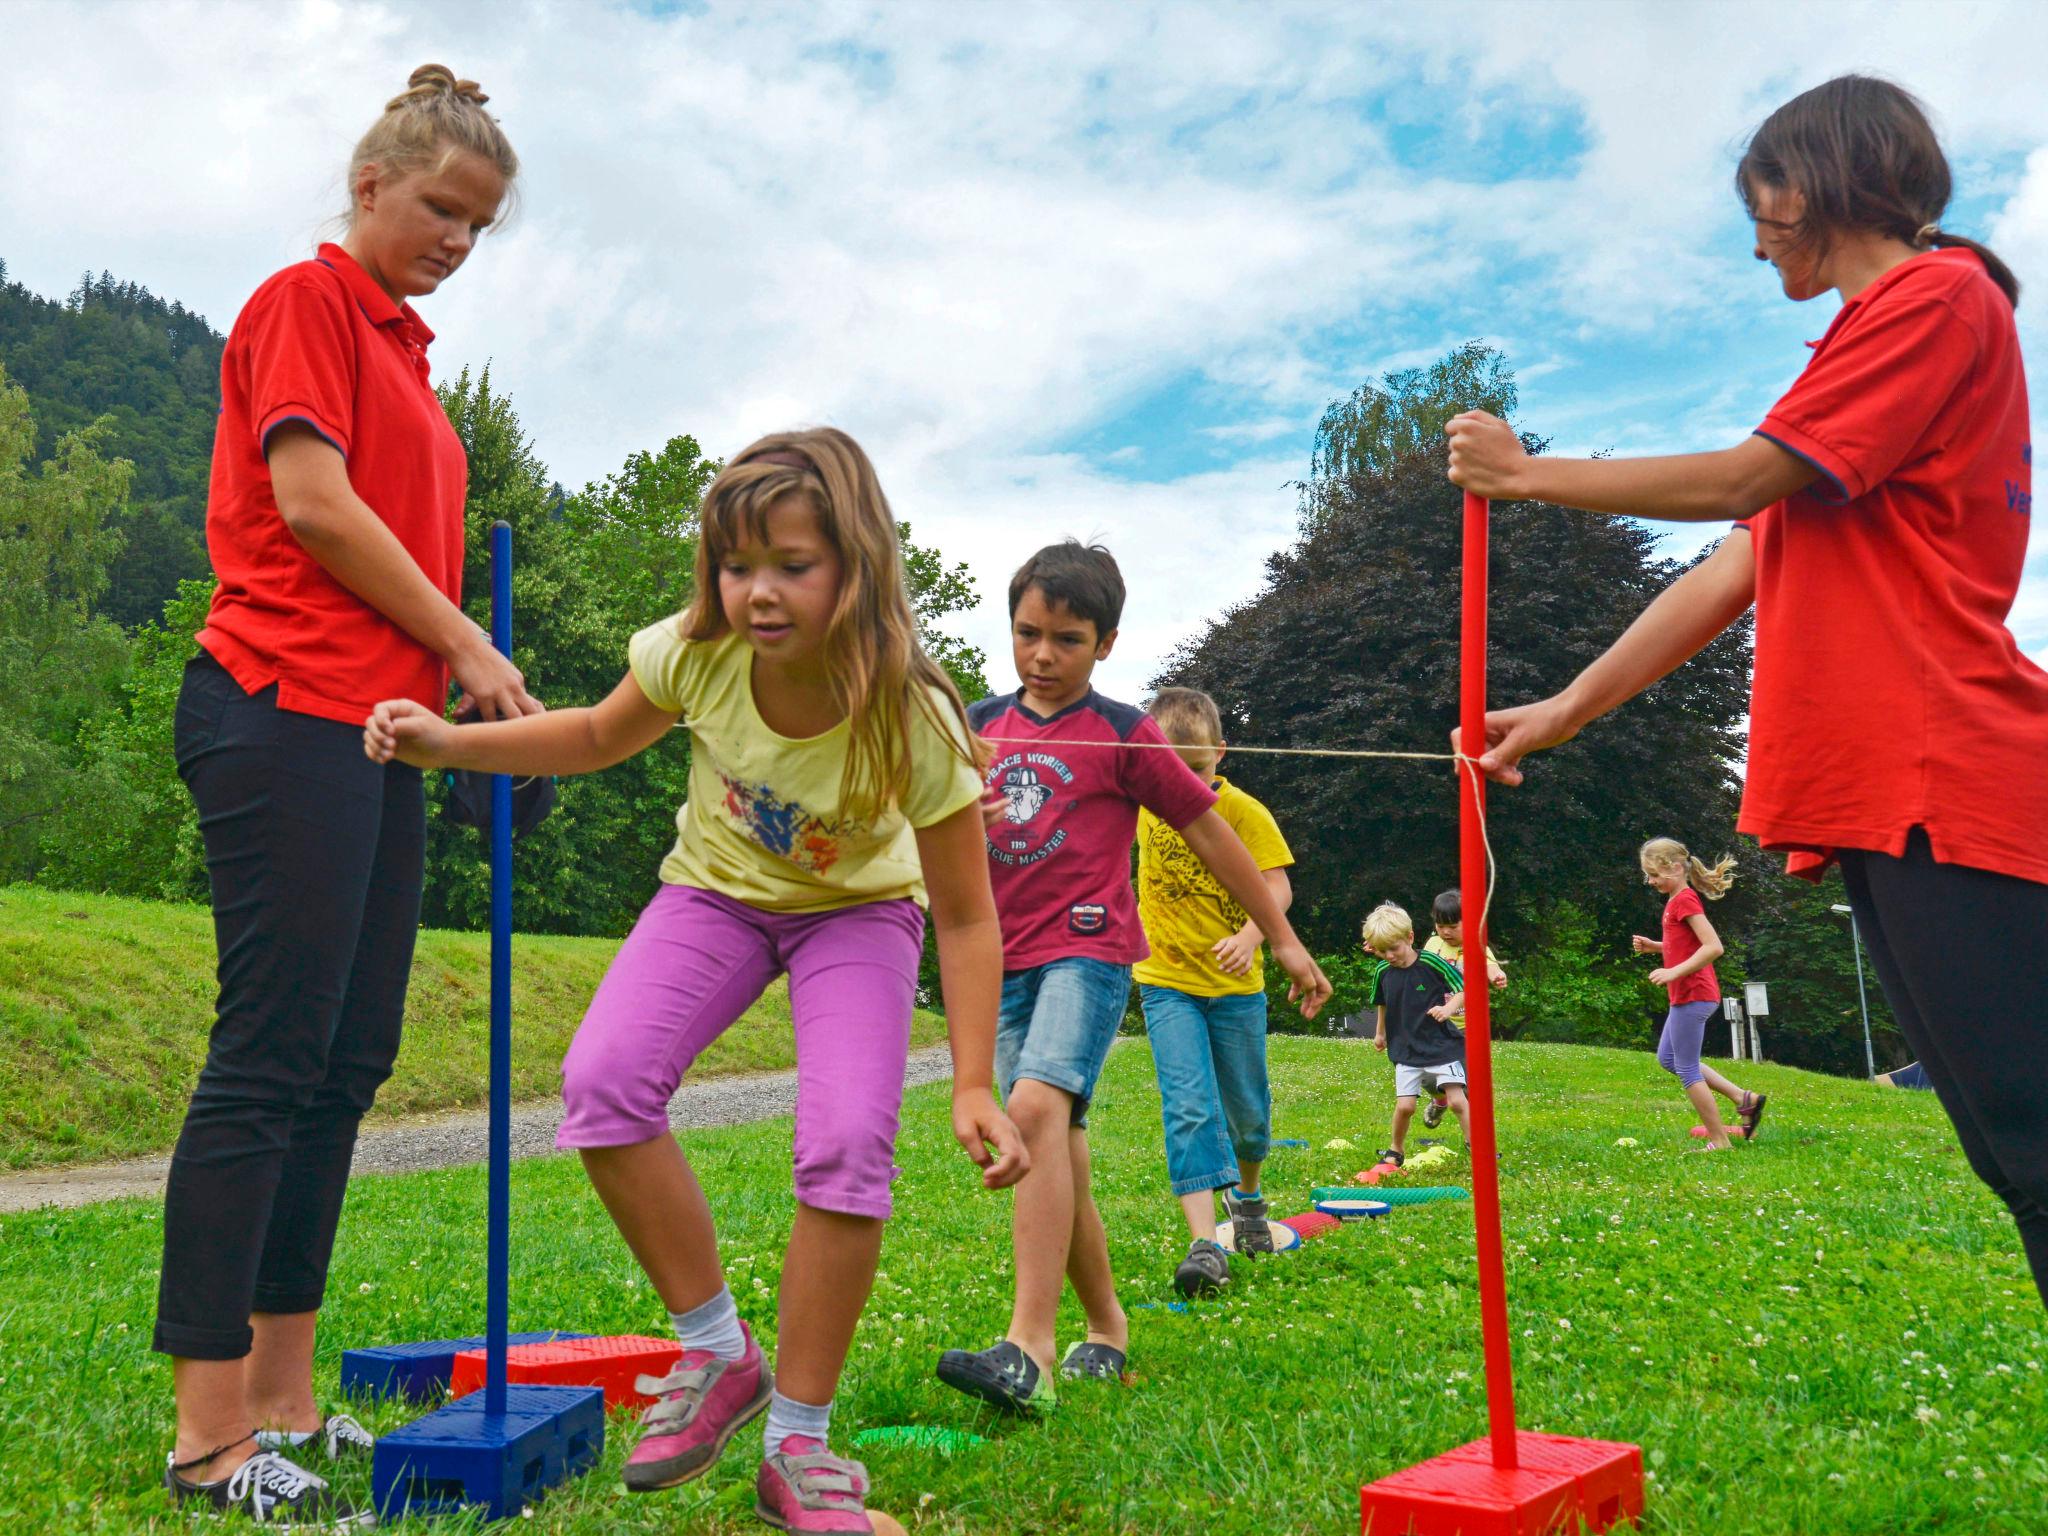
[935,541,1330,1411]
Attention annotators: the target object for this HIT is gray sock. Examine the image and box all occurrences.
[763,1389,833,1455]
[668,1287,747,1362]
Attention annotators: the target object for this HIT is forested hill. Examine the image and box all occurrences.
[0,260,223,628]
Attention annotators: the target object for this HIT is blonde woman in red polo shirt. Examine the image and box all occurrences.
[1447,76,2044,1310]
[158,67,534,1523]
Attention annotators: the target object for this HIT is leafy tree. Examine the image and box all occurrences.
[1301,340,1520,532]
[35,578,211,900]
[0,262,223,627]
[1157,460,1750,960]
[0,366,132,878]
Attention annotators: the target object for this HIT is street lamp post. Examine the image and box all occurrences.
[1831,903,1876,1078]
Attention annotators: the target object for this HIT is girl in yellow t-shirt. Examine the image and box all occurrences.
[365,428,1024,1532]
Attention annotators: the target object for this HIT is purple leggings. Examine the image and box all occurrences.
[556,882,925,1219]
[1655,1000,1720,1088]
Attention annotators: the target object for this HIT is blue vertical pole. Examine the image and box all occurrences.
[486,520,513,1418]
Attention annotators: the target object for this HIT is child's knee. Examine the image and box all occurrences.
[1394,1095,1420,1111]
[792,1104,898,1220]
[1007,1078,1076,1139]
[559,1040,671,1141]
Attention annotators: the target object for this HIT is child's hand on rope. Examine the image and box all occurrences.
[952,1087,1029,1190]
[364,699,455,768]
[1450,695,1581,786]
[1273,940,1332,1019]
[1211,926,1261,977]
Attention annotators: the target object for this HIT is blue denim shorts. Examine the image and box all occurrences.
[995,957,1132,1127]
[1140,985,1272,1195]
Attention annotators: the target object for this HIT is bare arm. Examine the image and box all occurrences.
[1649,914,1725,986]
[268,427,538,719]
[364,672,674,775]
[916,803,1027,1190]
[1373,1003,1386,1051]
[1453,528,1757,785]
[1180,812,1331,1016]
[1212,865,1292,977]
[1444,410,1820,523]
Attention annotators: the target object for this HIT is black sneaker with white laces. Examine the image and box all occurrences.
[256,1413,376,1462]
[165,1448,373,1526]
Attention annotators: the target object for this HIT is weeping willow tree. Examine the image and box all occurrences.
[1300,339,1522,532]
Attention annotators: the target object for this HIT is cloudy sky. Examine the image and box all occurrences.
[4,0,2043,700]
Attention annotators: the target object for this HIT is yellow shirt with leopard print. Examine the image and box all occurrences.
[1132,775,1293,997]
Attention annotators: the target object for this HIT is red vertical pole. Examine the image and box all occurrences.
[1460,490,1519,1469]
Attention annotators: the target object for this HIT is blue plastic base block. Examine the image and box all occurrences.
[342,1332,592,1403]
[372,1383,603,1521]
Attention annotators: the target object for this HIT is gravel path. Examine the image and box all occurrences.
[0,1044,956,1214]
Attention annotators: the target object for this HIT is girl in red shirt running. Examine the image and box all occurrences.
[1448,75,2045,1308]
[1634,838,1761,1150]
[158,67,534,1527]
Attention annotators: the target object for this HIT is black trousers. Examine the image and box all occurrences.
[1839,828,2048,1310]
[153,653,425,1359]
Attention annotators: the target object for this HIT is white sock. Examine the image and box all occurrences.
[764,1389,833,1455]
[668,1287,747,1362]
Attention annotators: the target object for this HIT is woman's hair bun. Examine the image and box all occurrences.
[395,62,490,109]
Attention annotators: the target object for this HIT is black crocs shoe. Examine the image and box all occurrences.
[165,1449,374,1527]
[1174,1238,1231,1298]
[1059,1341,1127,1381]
[1222,1189,1274,1255]
[935,1339,1056,1413]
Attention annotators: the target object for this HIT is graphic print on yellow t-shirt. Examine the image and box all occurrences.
[1133,775,1292,998]
[628,620,983,912]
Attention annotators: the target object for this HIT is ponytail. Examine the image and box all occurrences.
[1639,837,1738,901]
[1918,228,2021,310]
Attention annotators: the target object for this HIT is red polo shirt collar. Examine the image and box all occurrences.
[314,242,436,349]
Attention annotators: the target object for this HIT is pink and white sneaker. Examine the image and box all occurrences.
[621,1322,773,1492]
[755,1435,878,1532]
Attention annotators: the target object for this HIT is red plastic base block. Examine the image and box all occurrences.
[1361,1432,1644,1535]
[450,1335,681,1410]
[1277,1211,1342,1241]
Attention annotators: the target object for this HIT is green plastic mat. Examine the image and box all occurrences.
[1312,1184,1469,1205]
[852,1425,988,1455]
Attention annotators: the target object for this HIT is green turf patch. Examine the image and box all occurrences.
[0,886,946,1169]
[1,1037,2043,1532]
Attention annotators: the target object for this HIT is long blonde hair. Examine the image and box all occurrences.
[682,428,980,823]
[345,64,521,228]
[1639,837,1738,900]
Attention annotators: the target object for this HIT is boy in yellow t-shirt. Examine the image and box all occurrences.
[1420,887,1507,1129]
[1134,688,1295,1297]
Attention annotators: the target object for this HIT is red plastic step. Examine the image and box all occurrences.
[1446,1432,1644,1532]
[1361,1432,1643,1535]
[1276,1211,1342,1241]
[449,1335,681,1410]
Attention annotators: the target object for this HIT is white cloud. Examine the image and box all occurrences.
[1,0,2042,687]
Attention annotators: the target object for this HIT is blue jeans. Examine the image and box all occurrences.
[1139,984,1272,1196]
[996,957,1132,1128]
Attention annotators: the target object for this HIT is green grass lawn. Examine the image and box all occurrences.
[0,886,947,1170]
[2,1037,2043,1533]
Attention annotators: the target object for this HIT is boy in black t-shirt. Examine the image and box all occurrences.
[1363,902,1469,1164]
